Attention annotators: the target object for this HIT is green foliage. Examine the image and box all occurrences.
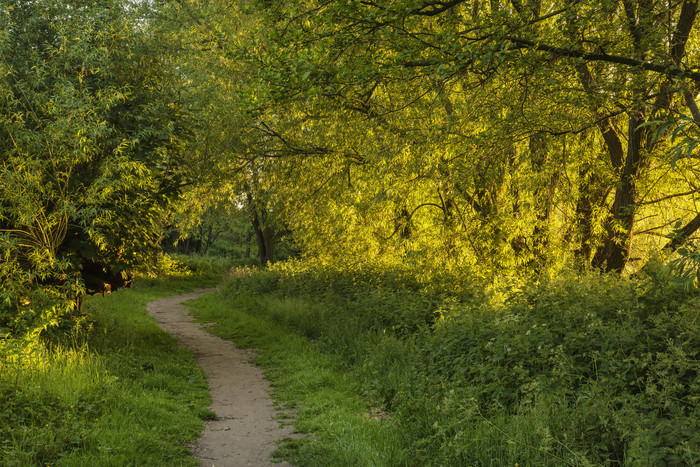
[651,116,700,168]
[169,0,700,276]
[190,289,412,467]
[169,253,246,278]
[214,260,699,465]
[0,248,81,340]
[0,0,192,337]
[227,257,484,336]
[665,245,700,291]
[422,271,698,464]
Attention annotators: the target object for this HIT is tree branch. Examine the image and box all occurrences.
[506,37,700,82]
[410,0,468,16]
[683,89,700,124]
[664,212,700,252]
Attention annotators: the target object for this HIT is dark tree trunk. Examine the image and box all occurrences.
[245,229,252,258]
[529,133,558,268]
[262,223,274,264]
[395,207,412,239]
[202,225,214,255]
[246,190,274,266]
[592,112,644,272]
[573,163,606,263]
[664,213,700,252]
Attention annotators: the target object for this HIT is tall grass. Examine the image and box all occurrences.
[190,290,411,466]
[0,275,217,466]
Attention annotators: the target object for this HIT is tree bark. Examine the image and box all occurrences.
[573,162,605,263]
[246,190,274,266]
[591,1,698,272]
[660,89,700,253]
[664,214,700,252]
[529,133,556,267]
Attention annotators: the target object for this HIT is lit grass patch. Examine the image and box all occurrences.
[194,261,700,465]
[0,275,217,466]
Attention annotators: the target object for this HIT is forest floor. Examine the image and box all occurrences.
[147,288,295,467]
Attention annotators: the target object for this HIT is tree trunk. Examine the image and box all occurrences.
[573,162,606,263]
[245,229,252,258]
[529,133,557,268]
[592,112,644,272]
[664,213,700,252]
[202,225,213,255]
[246,190,274,266]
[262,223,274,264]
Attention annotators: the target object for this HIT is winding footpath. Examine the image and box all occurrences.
[147,289,294,467]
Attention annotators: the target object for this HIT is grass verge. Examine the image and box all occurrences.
[189,262,699,466]
[0,274,219,466]
[189,289,411,466]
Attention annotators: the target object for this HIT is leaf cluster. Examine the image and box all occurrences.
[0,0,192,335]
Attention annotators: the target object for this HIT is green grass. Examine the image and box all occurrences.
[189,290,411,466]
[6,255,693,465]
[0,274,219,466]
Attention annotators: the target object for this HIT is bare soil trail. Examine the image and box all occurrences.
[147,288,295,467]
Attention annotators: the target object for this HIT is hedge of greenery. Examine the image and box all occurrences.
[223,260,699,465]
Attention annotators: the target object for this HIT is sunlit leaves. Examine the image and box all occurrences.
[161,0,700,278]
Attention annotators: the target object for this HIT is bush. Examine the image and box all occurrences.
[423,270,699,464]
[223,260,700,465]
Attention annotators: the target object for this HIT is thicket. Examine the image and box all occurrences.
[0,0,193,345]
[224,260,699,465]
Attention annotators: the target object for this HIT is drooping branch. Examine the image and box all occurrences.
[402,36,700,82]
[683,89,700,124]
[670,0,699,65]
[664,213,700,252]
[408,0,468,16]
[381,202,445,240]
[661,89,700,252]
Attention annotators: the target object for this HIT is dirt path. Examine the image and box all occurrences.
[147,288,295,467]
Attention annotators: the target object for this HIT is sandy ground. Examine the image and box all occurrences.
[147,288,295,467]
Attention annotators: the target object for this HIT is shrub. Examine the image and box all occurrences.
[223,261,699,465]
[421,270,699,464]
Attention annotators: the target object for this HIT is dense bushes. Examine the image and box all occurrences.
[223,261,699,465]
[420,271,699,465]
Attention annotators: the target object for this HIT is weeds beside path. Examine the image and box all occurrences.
[0,277,216,466]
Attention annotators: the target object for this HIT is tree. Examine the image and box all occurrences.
[156,0,700,277]
[0,0,190,325]
[220,0,700,273]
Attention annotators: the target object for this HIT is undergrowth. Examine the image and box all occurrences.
[196,259,699,466]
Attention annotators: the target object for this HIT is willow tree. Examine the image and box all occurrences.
[169,0,699,274]
[0,0,190,328]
